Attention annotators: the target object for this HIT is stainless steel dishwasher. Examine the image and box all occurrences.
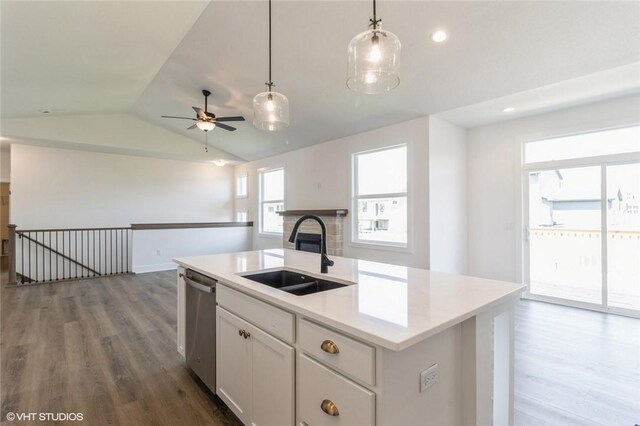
[183,269,217,393]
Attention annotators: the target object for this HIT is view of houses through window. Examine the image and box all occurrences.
[353,145,408,246]
[525,126,640,313]
[259,168,285,234]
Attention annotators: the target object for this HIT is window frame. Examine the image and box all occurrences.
[351,144,409,249]
[259,167,285,236]
[236,172,248,199]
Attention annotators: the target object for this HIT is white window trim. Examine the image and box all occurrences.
[236,172,248,199]
[259,167,285,236]
[351,144,410,250]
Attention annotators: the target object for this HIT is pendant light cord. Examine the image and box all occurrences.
[370,0,381,28]
[266,0,274,91]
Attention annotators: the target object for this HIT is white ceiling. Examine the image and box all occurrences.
[0,0,208,117]
[2,1,640,162]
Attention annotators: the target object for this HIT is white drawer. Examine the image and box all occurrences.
[298,353,375,426]
[298,318,375,386]
[217,284,295,343]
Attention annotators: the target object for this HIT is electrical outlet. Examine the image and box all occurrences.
[420,364,438,392]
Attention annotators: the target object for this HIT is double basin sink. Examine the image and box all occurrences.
[242,269,348,296]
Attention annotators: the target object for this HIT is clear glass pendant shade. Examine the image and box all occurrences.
[347,26,401,94]
[253,90,290,131]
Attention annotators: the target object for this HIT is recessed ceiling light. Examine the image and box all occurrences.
[38,109,53,114]
[503,107,515,113]
[431,31,448,43]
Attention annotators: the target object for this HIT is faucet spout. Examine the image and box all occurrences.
[288,215,334,273]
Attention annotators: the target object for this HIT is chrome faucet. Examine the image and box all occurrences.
[288,215,335,273]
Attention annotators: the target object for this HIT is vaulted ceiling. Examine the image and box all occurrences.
[2,1,640,163]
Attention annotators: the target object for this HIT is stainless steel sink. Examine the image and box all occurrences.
[241,269,348,296]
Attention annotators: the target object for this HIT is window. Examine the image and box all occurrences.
[524,125,640,164]
[236,173,248,198]
[236,211,248,222]
[353,145,408,246]
[259,168,285,234]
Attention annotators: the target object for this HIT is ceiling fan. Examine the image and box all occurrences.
[161,90,245,132]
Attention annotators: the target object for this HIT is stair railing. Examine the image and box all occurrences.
[8,225,132,285]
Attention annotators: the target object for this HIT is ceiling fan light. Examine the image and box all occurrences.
[196,121,215,132]
[347,26,401,94]
[253,91,289,131]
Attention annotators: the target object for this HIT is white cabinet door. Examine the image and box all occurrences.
[250,324,295,426]
[218,306,295,426]
[217,307,252,424]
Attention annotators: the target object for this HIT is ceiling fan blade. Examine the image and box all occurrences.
[187,124,198,130]
[162,115,197,121]
[215,123,236,132]
[205,111,216,119]
[192,107,207,120]
[214,116,246,122]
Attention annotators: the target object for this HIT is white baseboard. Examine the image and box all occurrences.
[132,262,177,274]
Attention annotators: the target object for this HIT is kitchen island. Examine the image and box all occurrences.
[174,249,524,426]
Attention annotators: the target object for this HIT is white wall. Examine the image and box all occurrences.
[132,227,252,273]
[11,144,250,272]
[467,93,640,283]
[235,117,431,269]
[429,116,467,274]
[12,144,234,227]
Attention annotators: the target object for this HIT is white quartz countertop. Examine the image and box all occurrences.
[174,249,524,351]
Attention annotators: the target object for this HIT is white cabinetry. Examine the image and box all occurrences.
[217,304,295,426]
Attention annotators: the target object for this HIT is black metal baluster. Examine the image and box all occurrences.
[99,230,101,275]
[120,229,123,274]
[126,229,129,273]
[93,230,96,277]
[110,229,113,275]
[55,231,58,280]
[29,232,32,282]
[49,231,52,282]
[20,233,24,284]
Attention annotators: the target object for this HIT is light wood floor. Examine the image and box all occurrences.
[0,271,242,426]
[1,271,639,425]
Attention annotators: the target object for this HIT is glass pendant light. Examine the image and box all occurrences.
[253,0,290,131]
[347,0,401,94]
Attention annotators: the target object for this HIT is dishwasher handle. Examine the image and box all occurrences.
[181,273,215,293]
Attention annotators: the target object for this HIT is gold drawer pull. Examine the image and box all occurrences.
[321,399,339,416]
[239,329,251,339]
[321,340,340,354]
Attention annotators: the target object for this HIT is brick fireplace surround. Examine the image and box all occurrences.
[278,209,348,257]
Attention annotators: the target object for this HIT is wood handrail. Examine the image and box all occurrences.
[17,226,131,232]
[130,221,253,230]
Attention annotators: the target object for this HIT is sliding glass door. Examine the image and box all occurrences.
[606,163,640,311]
[523,125,640,316]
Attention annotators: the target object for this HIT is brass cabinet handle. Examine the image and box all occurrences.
[238,329,251,339]
[239,329,244,337]
[320,340,340,354]
[321,399,339,416]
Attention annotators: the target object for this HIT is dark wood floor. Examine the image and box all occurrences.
[1,271,638,425]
